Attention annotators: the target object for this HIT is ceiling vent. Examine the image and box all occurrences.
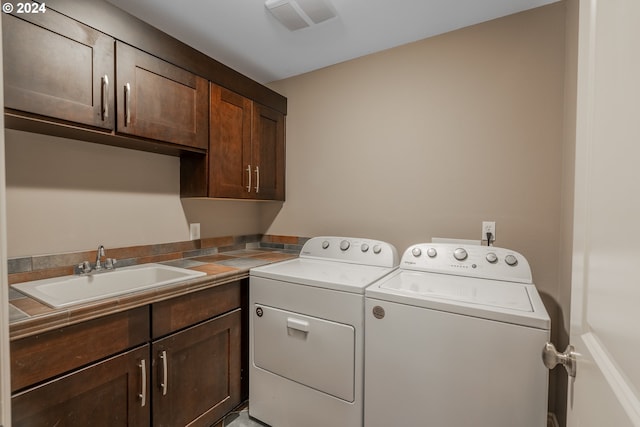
[265,0,337,31]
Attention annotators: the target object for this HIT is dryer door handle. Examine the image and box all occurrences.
[287,317,309,333]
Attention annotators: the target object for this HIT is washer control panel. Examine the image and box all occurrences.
[300,236,399,268]
[402,243,532,283]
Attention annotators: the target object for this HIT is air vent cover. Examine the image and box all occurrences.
[265,0,336,31]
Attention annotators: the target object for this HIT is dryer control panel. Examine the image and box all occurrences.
[401,243,532,284]
[300,236,399,268]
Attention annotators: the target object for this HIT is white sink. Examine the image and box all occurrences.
[12,263,206,308]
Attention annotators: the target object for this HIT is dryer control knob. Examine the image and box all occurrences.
[411,247,422,257]
[373,245,382,254]
[427,248,437,258]
[486,252,498,264]
[361,243,369,252]
[505,254,518,266]
[340,240,351,251]
[453,248,468,261]
[322,240,330,249]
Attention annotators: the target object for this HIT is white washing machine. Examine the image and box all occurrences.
[365,243,550,427]
[249,236,399,427]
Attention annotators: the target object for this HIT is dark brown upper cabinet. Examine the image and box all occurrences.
[2,9,115,130]
[252,103,286,200]
[115,42,208,150]
[3,1,285,195]
[209,83,285,200]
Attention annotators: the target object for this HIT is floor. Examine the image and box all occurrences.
[214,407,558,426]
[221,409,269,427]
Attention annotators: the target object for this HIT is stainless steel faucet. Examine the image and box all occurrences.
[75,245,117,275]
[95,245,106,271]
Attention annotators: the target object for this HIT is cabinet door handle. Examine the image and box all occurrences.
[246,165,252,193]
[101,75,109,120]
[255,166,260,193]
[160,350,168,396]
[138,359,147,407]
[124,83,132,126]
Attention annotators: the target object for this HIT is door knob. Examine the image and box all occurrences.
[542,342,577,378]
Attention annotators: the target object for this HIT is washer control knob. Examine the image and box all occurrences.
[373,245,382,254]
[361,243,370,252]
[486,252,498,264]
[322,240,330,249]
[453,248,468,261]
[505,254,518,266]
[340,240,350,251]
[411,247,422,257]
[427,248,437,258]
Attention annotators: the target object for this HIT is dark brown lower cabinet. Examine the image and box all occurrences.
[152,309,242,427]
[12,345,150,427]
[10,281,244,426]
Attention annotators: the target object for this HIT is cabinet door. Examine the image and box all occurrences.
[12,345,150,427]
[253,103,285,200]
[152,309,242,427]
[2,9,114,129]
[116,42,208,150]
[209,84,253,198]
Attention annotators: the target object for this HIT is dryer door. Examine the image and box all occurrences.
[253,304,355,402]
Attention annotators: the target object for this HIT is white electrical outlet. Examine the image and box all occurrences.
[482,221,496,242]
[189,223,201,240]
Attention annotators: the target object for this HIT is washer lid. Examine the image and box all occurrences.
[366,270,550,329]
[251,257,396,293]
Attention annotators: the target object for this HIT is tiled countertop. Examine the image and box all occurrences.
[9,248,297,341]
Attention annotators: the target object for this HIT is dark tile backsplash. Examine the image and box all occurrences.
[7,234,308,285]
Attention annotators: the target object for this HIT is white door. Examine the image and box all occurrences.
[0,16,12,427]
[568,0,640,425]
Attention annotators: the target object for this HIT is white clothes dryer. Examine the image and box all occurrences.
[365,243,550,427]
[249,236,399,427]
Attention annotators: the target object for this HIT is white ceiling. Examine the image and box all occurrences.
[106,0,559,84]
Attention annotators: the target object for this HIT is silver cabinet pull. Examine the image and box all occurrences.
[255,166,260,193]
[101,75,109,120]
[160,350,168,396]
[542,342,577,378]
[246,165,252,192]
[124,83,132,126]
[138,359,147,407]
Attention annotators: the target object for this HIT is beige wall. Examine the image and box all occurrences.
[268,3,566,299]
[4,130,271,257]
[4,2,570,418]
[5,130,189,257]
[4,4,568,304]
[267,6,568,415]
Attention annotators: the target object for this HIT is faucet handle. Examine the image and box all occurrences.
[105,258,117,270]
[76,261,92,274]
